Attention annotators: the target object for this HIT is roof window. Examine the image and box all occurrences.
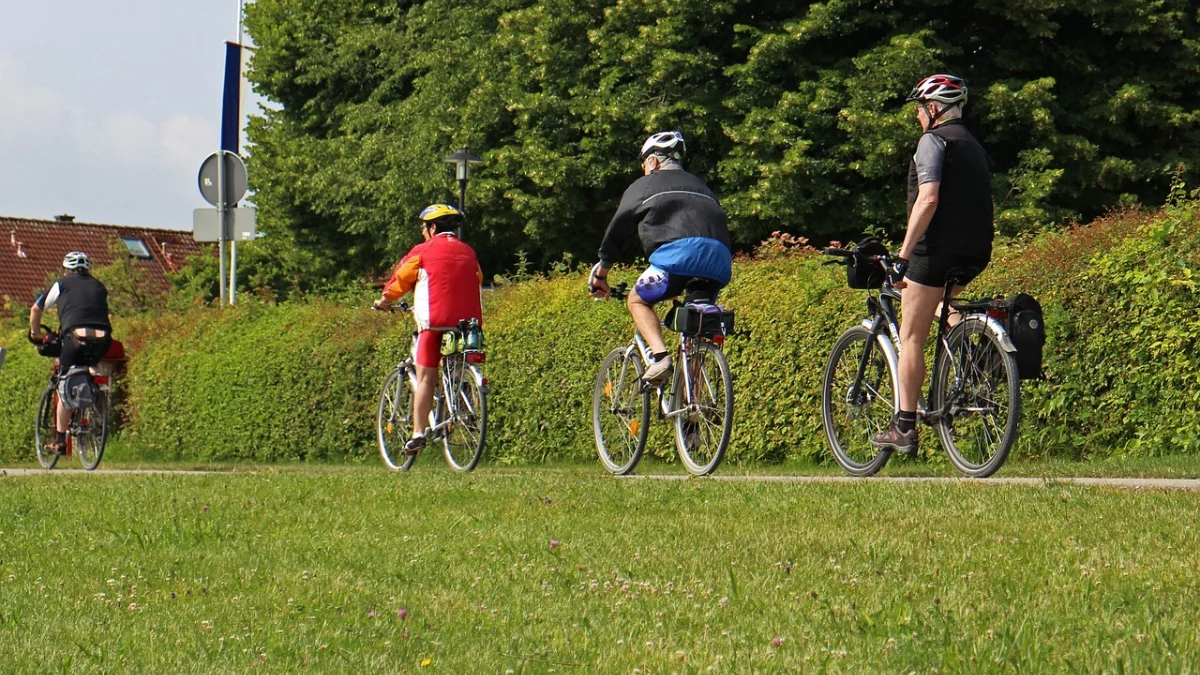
[121,237,152,259]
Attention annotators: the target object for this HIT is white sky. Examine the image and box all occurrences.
[0,1,262,230]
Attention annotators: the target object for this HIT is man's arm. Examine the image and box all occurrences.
[597,184,643,272]
[898,134,945,260]
[898,181,940,260]
[28,283,57,339]
[380,254,421,304]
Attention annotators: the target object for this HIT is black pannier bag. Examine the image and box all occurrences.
[847,237,888,289]
[665,302,735,338]
[1001,293,1046,380]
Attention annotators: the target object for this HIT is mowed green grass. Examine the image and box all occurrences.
[1,469,1198,673]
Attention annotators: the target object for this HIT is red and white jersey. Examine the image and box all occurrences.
[381,233,483,330]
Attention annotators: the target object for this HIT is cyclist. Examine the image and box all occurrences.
[373,204,483,455]
[872,74,994,453]
[588,131,733,382]
[28,251,112,455]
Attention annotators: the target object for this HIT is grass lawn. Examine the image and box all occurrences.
[1,468,1199,672]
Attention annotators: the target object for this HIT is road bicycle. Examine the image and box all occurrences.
[591,282,734,476]
[375,303,488,471]
[821,246,1021,478]
[33,329,116,471]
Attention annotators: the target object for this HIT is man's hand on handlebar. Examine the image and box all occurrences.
[888,257,909,289]
[588,263,611,299]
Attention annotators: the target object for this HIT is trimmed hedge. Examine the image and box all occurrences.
[2,201,1198,464]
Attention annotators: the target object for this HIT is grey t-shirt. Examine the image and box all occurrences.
[913,133,947,185]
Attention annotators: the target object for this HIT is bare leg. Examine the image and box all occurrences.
[56,399,70,435]
[898,281,945,412]
[412,364,438,436]
[628,287,667,354]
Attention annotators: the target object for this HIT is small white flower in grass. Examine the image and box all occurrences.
[719,596,729,607]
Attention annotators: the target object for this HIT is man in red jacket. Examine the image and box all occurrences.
[374,204,484,454]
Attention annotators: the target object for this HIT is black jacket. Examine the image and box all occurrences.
[906,120,994,259]
[598,169,731,267]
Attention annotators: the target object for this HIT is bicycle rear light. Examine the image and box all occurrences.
[92,376,109,385]
[712,334,725,345]
[987,308,1008,320]
[466,352,486,363]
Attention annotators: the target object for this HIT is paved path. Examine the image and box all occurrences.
[3,468,1198,491]
[630,474,1200,491]
[0,468,215,477]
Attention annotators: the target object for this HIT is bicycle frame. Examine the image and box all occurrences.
[853,280,1017,422]
[626,328,712,420]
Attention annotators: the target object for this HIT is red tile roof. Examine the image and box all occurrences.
[0,216,206,310]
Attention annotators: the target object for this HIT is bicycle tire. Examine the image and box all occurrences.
[674,341,733,476]
[34,384,58,470]
[76,390,109,471]
[377,366,417,471]
[822,325,897,477]
[442,360,487,472]
[931,319,1021,478]
[592,347,650,475]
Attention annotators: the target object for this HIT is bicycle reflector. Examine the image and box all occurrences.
[712,334,725,345]
[987,307,1008,320]
[466,352,486,363]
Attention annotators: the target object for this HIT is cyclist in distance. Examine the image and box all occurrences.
[373,204,483,456]
[28,251,112,456]
[588,131,733,382]
[871,74,995,453]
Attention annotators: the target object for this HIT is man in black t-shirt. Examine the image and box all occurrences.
[872,74,995,453]
[29,251,112,455]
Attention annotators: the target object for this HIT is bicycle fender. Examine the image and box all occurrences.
[467,365,489,394]
[859,318,901,414]
[961,314,1018,353]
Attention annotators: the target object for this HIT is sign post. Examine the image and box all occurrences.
[197,151,250,306]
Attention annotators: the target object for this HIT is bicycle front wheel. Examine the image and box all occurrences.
[76,390,109,471]
[674,341,733,476]
[442,361,487,472]
[931,319,1021,478]
[34,384,58,470]
[377,367,417,471]
[822,325,897,477]
[592,347,650,475]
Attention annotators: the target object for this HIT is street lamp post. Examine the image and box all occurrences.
[443,147,483,239]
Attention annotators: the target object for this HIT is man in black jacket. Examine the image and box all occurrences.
[872,74,995,453]
[29,251,112,455]
[588,131,733,381]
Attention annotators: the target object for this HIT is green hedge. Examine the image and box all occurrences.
[2,202,1198,464]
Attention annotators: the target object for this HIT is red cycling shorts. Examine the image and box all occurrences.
[412,330,445,369]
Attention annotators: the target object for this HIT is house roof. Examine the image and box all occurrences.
[0,216,206,308]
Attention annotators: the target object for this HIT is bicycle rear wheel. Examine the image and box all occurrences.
[377,366,417,471]
[931,319,1021,478]
[592,347,650,475]
[822,326,897,477]
[76,390,109,471]
[674,341,733,476]
[442,359,487,472]
[34,384,58,470]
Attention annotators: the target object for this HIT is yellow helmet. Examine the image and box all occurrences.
[419,203,463,225]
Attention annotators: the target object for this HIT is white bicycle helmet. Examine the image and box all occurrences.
[906,74,968,106]
[62,251,91,270]
[639,131,686,161]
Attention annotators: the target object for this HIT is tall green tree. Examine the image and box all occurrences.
[243,0,1200,285]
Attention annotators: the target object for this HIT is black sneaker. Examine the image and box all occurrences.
[403,436,427,456]
[871,422,918,454]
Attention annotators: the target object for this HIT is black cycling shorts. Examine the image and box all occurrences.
[906,254,988,288]
[60,333,113,372]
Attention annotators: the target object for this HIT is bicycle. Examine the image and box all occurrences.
[590,282,735,476]
[33,329,114,471]
[821,246,1021,478]
[375,303,488,471]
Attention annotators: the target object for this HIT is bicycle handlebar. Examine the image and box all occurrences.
[587,281,629,301]
[373,301,411,313]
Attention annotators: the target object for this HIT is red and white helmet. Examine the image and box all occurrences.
[906,74,968,106]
